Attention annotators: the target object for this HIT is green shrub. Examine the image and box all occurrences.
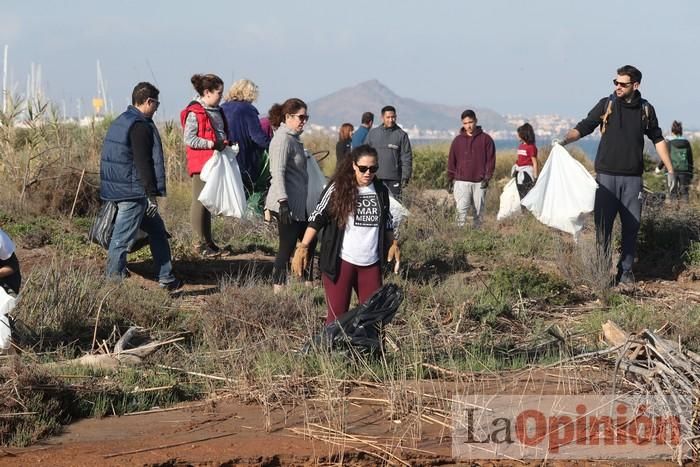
[637,206,700,278]
[412,144,449,189]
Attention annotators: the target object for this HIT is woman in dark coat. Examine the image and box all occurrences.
[335,123,353,169]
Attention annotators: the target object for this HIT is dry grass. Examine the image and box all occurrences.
[2,109,700,454]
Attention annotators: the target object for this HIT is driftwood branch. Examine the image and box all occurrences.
[601,320,700,462]
[50,327,183,370]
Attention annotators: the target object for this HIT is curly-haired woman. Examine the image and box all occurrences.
[292,145,398,324]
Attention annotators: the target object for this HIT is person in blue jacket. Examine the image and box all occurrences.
[221,79,271,194]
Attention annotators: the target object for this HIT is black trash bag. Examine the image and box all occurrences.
[304,283,403,356]
[88,201,163,253]
[89,201,118,250]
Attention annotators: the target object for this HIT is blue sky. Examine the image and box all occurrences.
[2,0,699,129]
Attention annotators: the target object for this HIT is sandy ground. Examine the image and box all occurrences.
[3,244,697,466]
[1,369,681,466]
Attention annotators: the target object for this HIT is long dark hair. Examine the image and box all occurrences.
[517,122,536,145]
[329,145,378,228]
[338,123,353,141]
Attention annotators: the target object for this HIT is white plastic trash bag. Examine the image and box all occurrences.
[521,143,597,236]
[199,145,247,218]
[388,193,409,229]
[306,150,327,215]
[497,178,521,221]
[0,287,16,352]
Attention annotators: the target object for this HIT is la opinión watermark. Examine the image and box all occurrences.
[452,395,690,460]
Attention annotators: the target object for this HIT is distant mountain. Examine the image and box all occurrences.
[308,79,509,131]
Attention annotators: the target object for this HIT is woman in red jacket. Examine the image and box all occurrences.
[180,74,229,257]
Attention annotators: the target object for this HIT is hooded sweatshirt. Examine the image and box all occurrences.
[574,91,664,176]
[447,126,496,182]
[365,124,413,182]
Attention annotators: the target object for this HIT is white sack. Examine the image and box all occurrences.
[520,143,597,236]
[198,145,247,218]
[496,178,522,221]
[0,287,16,351]
[0,228,16,260]
[306,151,327,216]
[388,193,410,229]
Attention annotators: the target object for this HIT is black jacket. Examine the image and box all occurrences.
[574,91,664,176]
[335,138,351,168]
[308,178,393,282]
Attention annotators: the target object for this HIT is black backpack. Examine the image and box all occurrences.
[304,284,403,356]
[600,94,651,135]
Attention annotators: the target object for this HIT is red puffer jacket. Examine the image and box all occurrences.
[180,101,228,176]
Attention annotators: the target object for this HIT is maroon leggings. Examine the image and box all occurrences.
[322,259,382,324]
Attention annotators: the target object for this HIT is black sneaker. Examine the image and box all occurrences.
[159,278,184,291]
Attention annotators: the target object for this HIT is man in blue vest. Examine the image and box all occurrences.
[100,82,182,291]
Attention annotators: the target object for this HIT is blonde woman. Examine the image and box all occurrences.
[221,79,271,193]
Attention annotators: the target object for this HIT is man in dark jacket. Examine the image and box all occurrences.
[447,110,496,228]
[561,65,674,285]
[100,82,182,291]
[366,106,412,198]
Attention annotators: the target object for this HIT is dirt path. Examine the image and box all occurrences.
[6,369,677,466]
[5,246,695,465]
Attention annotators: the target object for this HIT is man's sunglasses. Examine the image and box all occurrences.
[356,165,379,174]
[613,79,633,88]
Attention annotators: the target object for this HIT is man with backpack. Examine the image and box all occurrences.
[560,65,674,285]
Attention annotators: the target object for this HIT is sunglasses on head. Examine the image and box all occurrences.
[356,164,379,174]
[613,79,633,88]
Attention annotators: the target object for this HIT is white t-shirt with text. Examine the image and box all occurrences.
[340,185,380,266]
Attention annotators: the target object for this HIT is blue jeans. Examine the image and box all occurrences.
[106,199,175,284]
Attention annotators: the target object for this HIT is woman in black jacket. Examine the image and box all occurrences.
[335,123,353,169]
[292,145,399,324]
